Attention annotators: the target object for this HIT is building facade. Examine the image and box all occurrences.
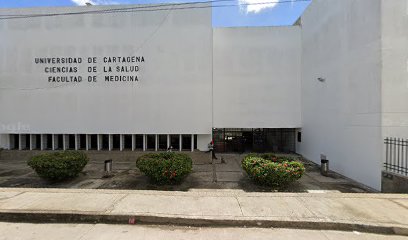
[0,0,407,191]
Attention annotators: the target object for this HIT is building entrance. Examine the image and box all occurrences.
[212,128,296,153]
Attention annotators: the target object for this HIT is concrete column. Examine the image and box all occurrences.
[63,134,67,150]
[179,134,182,152]
[30,134,34,150]
[167,134,170,149]
[191,134,194,152]
[155,134,158,151]
[75,134,79,150]
[40,134,44,150]
[132,134,136,151]
[52,134,56,150]
[84,135,87,150]
[18,134,23,150]
[143,134,146,151]
[97,134,102,151]
[108,134,113,151]
[120,134,124,151]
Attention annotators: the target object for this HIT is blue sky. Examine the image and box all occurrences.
[0,0,311,27]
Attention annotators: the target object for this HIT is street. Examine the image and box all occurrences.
[0,223,405,240]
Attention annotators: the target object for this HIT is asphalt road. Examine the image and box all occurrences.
[0,223,405,240]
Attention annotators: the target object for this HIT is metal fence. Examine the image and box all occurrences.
[384,137,408,176]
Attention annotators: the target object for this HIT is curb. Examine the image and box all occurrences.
[0,212,407,236]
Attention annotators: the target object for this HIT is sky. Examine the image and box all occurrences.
[0,0,311,27]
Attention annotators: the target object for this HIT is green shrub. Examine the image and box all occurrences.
[136,152,192,185]
[28,151,89,181]
[242,154,305,187]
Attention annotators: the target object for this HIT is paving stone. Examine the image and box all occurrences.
[192,164,213,172]
[3,223,406,240]
[300,197,408,225]
[306,172,350,184]
[216,172,245,182]
[110,194,243,217]
[237,196,315,218]
[0,191,125,212]
[184,172,213,183]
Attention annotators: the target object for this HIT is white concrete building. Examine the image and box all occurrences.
[0,0,407,190]
[297,0,408,191]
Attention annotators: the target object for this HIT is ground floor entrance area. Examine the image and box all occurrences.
[0,150,370,193]
[2,134,210,152]
[212,128,297,153]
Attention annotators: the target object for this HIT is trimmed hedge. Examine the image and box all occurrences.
[28,151,89,181]
[242,153,305,187]
[136,152,192,185]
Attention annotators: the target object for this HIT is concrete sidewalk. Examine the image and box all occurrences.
[0,188,407,236]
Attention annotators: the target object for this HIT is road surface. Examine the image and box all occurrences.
[0,222,405,240]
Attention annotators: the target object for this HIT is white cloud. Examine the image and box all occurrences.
[238,0,279,14]
[71,0,95,5]
[71,0,120,6]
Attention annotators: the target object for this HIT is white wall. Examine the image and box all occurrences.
[197,134,211,151]
[0,5,212,135]
[381,0,408,138]
[297,0,383,190]
[213,27,301,128]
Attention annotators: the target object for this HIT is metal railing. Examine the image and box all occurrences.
[384,137,408,176]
